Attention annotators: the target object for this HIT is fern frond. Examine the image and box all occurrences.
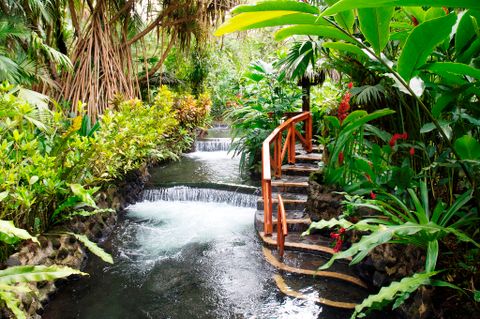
[352,272,438,318]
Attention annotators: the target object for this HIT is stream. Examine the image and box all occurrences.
[43,127,355,319]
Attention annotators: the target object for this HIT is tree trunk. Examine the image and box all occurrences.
[302,82,311,112]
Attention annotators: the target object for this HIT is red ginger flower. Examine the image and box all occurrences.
[333,239,344,253]
[348,82,353,89]
[389,132,408,148]
[370,191,376,200]
[337,92,351,124]
[409,147,415,156]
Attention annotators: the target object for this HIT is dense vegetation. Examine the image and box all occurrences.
[217,0,480,317]
[0,0,479,318]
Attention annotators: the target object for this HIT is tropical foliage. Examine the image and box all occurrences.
[216,0,480,316]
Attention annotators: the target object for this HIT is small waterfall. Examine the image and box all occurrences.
[195,138,231,152]
[141,186,257,208]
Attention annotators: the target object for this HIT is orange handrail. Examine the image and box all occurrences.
[261,112,312,235]
[277,194,288,258]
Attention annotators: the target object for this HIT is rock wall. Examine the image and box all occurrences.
[1,164,150,319]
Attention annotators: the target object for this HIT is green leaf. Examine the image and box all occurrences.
[237,13,328,31]
[0,220,39,245]
[425,240,439,272]
[439,190,473,227]
[352,272,438,318]
[231,1,319,15]
[0,191,8,202]
[322,42,368,58]
[474,290,480,302]
[274,25,356,43]
[0,265,86,285]
[358,7,394,55]
[68,233,114,264]
[454,135,480,160]
[325,0,355,33]
[0,290,26,319]
[424,62,480,81]
[303,218,353,236]
[398,13,457,81]
[456,10,480,56]
[321,0,480,17]
[215,11,300,36]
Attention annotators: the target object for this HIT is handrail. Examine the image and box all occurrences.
[277,194,288,258]
[261,111,312,235]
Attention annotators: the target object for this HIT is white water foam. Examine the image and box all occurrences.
[125,200,254,255]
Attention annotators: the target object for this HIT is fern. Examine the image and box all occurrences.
[351,84,386,106]
[352,272,438,318]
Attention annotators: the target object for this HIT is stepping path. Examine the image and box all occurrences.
[255,143,370,310]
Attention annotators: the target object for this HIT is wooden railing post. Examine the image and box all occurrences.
[275,135,282,178]
[306,114,313,152]
[277,194,288,258]
[263,179,273,235]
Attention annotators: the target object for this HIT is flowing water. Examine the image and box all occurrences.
[43,126,358,319]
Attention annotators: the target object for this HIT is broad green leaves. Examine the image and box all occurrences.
[231,1,319,15]
[215,11,300,36]
[274,25,355,43]
[425,62,480,82]
[455,10,480,57]
[321,0,480,17]
[358,7,394,55]
[398,13,457,81]
[454,135,480,160]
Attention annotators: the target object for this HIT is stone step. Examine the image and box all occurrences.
[295,152,322,163]
[256,193,307,211]
[263,247,367,288]
[271,176,309,194]
[281,163,319,176]
[255,209,311,232]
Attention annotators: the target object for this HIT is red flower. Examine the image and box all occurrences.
[330,232,340,239]
[348,82,353,89]
[411,16,419,26]
[389,132,408,148]
[409,147,415,156]
[338,151,344,165]
[337,92,351,123]
[339,227,346,234]
[370,191,376,200]
[333,239,343,253]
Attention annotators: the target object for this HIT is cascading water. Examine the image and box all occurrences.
[141,186,256,208]
[194,138,231,152]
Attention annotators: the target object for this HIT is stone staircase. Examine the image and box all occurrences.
[255,144,370,311]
